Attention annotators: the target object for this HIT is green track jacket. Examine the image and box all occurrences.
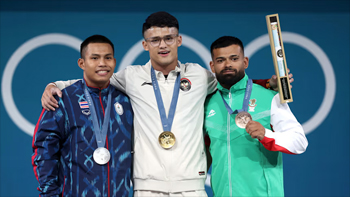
[204,74,308,197]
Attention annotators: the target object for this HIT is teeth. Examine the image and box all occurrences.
[97,71,107,74]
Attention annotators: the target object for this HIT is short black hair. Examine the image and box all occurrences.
[210,36,244,57]
[80,35,114,59]
[142,11,179,37]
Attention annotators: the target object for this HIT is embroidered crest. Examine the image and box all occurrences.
[248,99,257,112]
[180,78,191,91]
[79,101,90,115]
[82,109,91,115]
[114,102,124,115]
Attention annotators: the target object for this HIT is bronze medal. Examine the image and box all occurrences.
[235,111,252,129]
[158,131,176,149]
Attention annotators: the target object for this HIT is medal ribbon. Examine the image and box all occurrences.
[83,79,112,148]
[220,79,253,114]
[151,66,180,132]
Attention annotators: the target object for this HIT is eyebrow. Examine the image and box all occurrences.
[147,34,175,39]
[215,54,239,60]
[215,57,225,60]
[91,53,113,56]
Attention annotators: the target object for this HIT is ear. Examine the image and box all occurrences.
[244,56,249,69]
[210,61,215,73]
[78,58,85,70]
[142,40,149,51]
[177,35,182,47]
[113,58,117,68]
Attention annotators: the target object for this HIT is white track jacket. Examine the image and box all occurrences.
[56,61,217,192]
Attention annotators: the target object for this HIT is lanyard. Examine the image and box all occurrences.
[83,80,112,148]
[151,66,180,132]
[220,79,253,114]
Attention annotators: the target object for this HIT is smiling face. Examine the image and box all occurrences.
[78,43,116,88]
[142,26,182,70]
[210,44,249,89]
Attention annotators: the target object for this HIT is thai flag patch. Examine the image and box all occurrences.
[79,101,89,109]
[199,171,205,176]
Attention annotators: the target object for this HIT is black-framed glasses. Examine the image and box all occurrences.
[145,34,179,47]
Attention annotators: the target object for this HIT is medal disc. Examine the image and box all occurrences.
[93,147,111,165]
[235,111,252,128]
[158,131,176,149]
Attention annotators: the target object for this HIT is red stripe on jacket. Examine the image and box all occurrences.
[32,109,46,183]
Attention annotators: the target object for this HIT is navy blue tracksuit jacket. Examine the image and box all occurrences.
[32,80,133,197]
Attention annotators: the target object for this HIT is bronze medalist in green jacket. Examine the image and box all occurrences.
[204,74,308,197]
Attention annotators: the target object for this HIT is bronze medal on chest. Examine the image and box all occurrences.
[235,111,252,128]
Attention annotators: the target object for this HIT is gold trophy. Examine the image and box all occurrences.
[266,14,293,103]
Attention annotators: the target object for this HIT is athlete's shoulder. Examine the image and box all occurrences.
[118,61,151,77]
[124,64,146,71]
[60,80,85,106]
[181,62,212,80]
[204,89,219,107]
[63,80,83,93]
[182,62,207,70]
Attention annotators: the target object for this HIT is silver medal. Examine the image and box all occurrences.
[93,147,110,165]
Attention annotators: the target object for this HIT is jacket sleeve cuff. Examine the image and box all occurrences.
[259,129,295,154]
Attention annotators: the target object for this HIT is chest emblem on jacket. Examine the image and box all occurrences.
[207,109,216,117]
[79,101,91,115]
[180,78,191,91]
[248,99,257,112]
[114,102,124,115]
[79,101,89,109]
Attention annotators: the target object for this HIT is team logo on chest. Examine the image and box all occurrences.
[114,102,124,115]
[180,78,191,92]
[79,101,91,115]
[248,99,257,112]
[207,109,216,117]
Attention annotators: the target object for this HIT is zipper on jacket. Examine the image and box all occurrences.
[98,89,110,197]
[227,91,233,196]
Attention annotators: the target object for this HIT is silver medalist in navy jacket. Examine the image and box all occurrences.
[32,80,133,197]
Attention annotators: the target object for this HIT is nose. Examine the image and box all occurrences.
[159,38,167,48]
[99,58,107,66]
[224,60,232,68]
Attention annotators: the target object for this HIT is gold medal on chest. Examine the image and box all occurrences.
[158,131,176,149]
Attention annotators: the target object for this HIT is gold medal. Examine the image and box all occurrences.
[235,111,252,129]
[158,131,176,149]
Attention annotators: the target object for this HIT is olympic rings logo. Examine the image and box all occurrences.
[1,33,335,137]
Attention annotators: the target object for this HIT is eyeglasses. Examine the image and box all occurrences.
[145,34,179,47]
